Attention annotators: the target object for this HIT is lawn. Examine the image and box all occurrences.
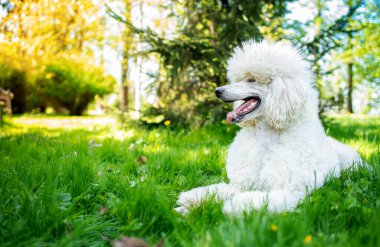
[0,115,379,247]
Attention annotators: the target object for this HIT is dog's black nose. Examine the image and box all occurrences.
[215,88,224,98]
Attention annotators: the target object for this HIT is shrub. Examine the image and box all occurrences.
[0,46,31,113]
[36,59,115,115]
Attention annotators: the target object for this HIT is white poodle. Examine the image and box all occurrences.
[175,40,361,214]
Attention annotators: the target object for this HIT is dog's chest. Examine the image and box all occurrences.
[226,128,277,189]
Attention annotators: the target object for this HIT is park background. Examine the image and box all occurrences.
[0,0,379,246]
[0,0,379,123]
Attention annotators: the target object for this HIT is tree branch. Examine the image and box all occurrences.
[304,0,363,61]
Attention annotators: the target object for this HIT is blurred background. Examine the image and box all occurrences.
[0,0,379,127]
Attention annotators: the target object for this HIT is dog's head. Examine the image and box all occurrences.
[216,40,312,129]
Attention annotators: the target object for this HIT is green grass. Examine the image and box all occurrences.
[0,115,379,246]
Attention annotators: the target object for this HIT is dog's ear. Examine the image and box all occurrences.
[265,77,307,129]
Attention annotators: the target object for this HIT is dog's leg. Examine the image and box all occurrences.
[175,182,238,214]
[223,190,305,214]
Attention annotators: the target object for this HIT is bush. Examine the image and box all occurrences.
[141,96,228,128]
[0,46,115,115]
[36,59,115,115]
[0,46,31,114]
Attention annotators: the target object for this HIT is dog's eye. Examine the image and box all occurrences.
[247,78,255,82]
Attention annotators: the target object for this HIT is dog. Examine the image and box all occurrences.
[175,40,361,214]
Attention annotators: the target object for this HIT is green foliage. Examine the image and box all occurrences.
[0,48,115,115]
[0,0,113,115]
[0,115,379,246]
[0,64,28,114]
[0,46,30,113]
[36,58,115,115]
[284,0,379,113]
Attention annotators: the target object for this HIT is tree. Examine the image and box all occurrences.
[119,0,133,113]
[283,0,367,112]
[343,0,380,113]
[0,0,114,114]
[1,0,106,61]
[307,0,379,113]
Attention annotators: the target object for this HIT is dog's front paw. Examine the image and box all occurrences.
[222,200,235,215]
[174,205,189,215]
[174,193,196,215]
[222,192,266,214]
[175,188,207,215]
[177,190,199,206]
[222,199,247,214]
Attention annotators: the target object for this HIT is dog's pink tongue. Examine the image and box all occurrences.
[226,112,234,124]
[226,98,258,124]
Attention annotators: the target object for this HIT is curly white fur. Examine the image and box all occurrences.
[175,40,361,214]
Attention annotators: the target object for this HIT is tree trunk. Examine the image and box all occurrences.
[347,11,354,114]
[314,0,323,102]
[347,62,353,113]
[120,0,132,113]
[120,50,129,113]
[120,84,128,113]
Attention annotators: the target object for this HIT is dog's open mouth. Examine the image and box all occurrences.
[226,97,261,123]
